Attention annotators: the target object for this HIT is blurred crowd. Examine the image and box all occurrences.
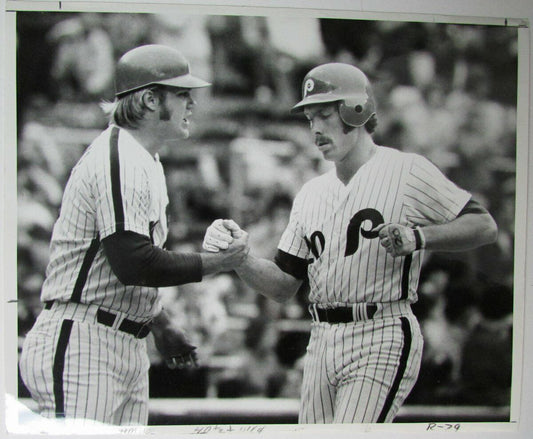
[16,12,516,407]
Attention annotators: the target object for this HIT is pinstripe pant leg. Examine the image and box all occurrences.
[112,335,150,426]
[333,316,423,423]
[20,316,150,425]
[379,315,423,423]
[19,318,61,419]
[112,374,149,426]
[61,321,118,423]
[64,323,150,425]
[298,324,336,423]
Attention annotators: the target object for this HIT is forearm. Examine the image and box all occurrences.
[421,213,498,252]
[151,307,173,333]
[199,251,244,275]
[103,232,203,287]
[234,253,302,303]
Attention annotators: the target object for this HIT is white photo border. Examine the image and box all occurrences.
[2,0,531,438]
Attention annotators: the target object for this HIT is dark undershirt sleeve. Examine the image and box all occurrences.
[102,231,203,287]
[274,249,309,280]
[457,198,489,216]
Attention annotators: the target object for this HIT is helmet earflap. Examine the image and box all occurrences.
[339,94,376,127]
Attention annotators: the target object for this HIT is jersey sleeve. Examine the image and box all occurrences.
[404,154,472,226]
[95,131,152,240]
[277,190,310,259]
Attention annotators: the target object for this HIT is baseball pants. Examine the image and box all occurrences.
[299,306,423,423]
[19,302,151,425]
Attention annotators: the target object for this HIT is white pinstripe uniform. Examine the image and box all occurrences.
[19,125,168,425]
[278,145,471,423]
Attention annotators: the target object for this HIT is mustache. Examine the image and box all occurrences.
[315,135,330,146]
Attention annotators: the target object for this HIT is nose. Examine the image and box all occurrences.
[187,95,196,109]
[310,119,322,136]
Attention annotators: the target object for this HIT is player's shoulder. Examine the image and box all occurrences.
[75,126,152,172]
[376,145,417,161]
[71,127,112,170]
[109,126,152,159]
[104,125,154,167]
[80,125,115,155]
[377,145,434,169]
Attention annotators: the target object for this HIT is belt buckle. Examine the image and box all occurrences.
[351,303,378,321]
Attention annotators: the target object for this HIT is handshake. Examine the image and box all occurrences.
[203,219,245,252]
[202,219,250,271]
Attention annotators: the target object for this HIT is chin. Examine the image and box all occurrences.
[322,151,335,161]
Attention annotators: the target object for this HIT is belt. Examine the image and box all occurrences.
[44,300,152,339]
[309,303,378,323]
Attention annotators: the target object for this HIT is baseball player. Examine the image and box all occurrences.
[203,63,498,423]
[19,44,248,426]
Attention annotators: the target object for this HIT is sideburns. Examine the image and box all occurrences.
[159,101,171,121]
[147,87,170,121]
[343,123,356,135]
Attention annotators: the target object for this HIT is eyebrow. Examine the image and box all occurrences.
[168,89,191,97]
[305,106,335,118]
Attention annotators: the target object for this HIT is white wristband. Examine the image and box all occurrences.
[413,226,426,250]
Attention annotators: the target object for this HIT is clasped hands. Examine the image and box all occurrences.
[203,219,249,267]
[202,219,421,260]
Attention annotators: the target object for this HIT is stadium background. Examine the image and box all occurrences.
[15,11,516,423]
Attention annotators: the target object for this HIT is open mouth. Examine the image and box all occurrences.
[315,136,329,147]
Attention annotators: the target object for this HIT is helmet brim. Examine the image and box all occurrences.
[291,92,366,113]
[158,73,211,89]
[116,73,211,97]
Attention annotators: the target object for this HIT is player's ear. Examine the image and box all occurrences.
[141,88,160,112]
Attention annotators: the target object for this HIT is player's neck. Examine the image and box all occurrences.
[123,125,162,156]
[335,133,377,185]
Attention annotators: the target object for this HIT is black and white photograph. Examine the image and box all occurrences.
[1,0,532,437]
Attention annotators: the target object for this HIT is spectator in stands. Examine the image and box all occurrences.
[458,283,513,406]
[408,257,481,404]
[48,13,115,101]
[216,316,287,398]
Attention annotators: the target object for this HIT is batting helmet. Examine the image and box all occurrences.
[292,63,376,127]
[114,44,210,97]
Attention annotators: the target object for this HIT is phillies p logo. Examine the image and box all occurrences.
[304,79,315,96]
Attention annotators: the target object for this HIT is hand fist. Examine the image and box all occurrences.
[203,219,234,252]
[222,219,244,238]
[166,349,199,370]
[152,323,199,369]
[203,219,245,252]
[373,223,417,257]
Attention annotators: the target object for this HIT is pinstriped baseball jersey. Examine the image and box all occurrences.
[40,125,168,319]
[20,124,169,425]
[278,146,471,306]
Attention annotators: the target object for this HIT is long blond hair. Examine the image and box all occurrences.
[100,86,166,129]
